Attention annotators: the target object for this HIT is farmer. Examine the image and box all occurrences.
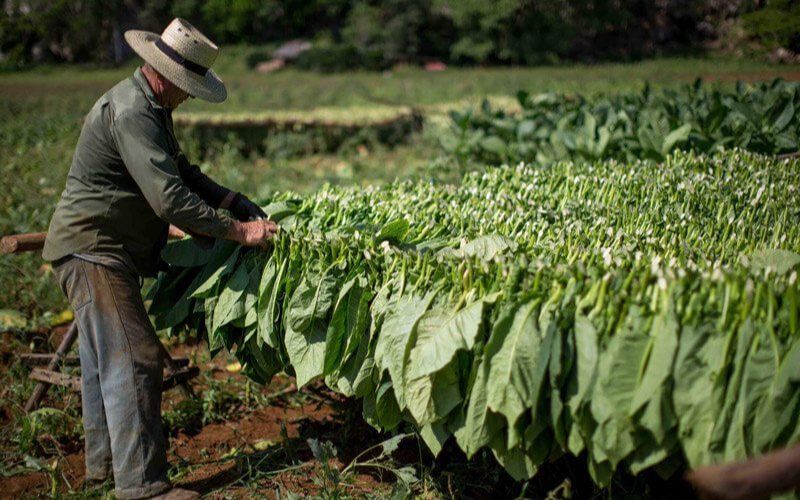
[42,18,276,499]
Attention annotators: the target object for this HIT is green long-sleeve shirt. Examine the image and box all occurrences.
[43,68,234,276]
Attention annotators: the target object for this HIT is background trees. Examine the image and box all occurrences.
[1,0,797,68]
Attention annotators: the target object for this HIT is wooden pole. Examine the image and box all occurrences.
[0,232,46,254]
[29,368,82,392]
[2,226,186,255]
[24,321,79,412]
[158,342,195,399]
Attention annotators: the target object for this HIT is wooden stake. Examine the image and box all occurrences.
[29,368,82,392]
[2,226,185,255]
[24,321,79,412]
[0,232,46,254]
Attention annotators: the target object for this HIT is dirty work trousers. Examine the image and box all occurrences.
[53,257,171,499]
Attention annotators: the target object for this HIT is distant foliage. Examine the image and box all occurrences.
[294,42,384,72]
[741,0,800,53]
[0,0,115,67]
[170,0,351,44]
[3,0,794,68]
[440,0,709,64]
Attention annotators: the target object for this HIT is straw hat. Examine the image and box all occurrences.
[124,18,227,103]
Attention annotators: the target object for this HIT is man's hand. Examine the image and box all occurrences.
[229,193,267,221]
[229,219,278,248]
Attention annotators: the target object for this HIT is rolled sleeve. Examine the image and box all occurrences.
[111,110,233,239]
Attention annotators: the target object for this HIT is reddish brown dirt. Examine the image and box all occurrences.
[0,341,391,499]
[168,398,386,499]
[0,452,86,499]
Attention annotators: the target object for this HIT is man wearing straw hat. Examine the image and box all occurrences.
[43,19,274,499]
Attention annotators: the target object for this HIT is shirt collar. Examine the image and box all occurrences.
[133,67,164,111]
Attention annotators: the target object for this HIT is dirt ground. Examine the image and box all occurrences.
[0,327,699,499]
[1,328,530,499]
[0,334,404,499]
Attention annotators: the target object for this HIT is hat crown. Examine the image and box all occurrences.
[160,18,217,68]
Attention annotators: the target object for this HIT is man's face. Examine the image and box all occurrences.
[141,64,194,109]
[162,80,192,109]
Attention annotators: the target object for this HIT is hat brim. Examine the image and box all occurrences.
[124,30,227,103]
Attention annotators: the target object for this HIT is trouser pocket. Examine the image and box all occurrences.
[53,257,93,311]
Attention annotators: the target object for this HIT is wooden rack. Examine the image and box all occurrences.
[2,228,198,412]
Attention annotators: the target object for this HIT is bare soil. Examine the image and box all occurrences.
[0,333,698,499]
[0,340,404,499]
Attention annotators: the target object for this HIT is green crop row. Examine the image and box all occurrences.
[442,79,800,165]
[148,149,800,485]
[173,106,421,159]
[173,105,416,127]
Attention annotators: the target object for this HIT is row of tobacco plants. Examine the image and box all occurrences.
[442,79,800,165]
[148,149,800,485]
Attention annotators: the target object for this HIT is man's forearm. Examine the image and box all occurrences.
[175,154,267,223]
[176,153,234,209]
[225,220,244,243]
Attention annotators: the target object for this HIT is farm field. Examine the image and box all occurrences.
[1,55,800,498]
[3,57,800,317]
[3,55,800,109]
[150,148,800,486]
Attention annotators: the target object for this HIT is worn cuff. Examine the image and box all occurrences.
[219,191,237,210]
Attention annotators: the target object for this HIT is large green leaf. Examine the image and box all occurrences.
[662,123,691,154]
[437,235,517,261]
[485,299,554,433]
[284,266,339,386]
[257,255,288,348]
[752,338,800,452]
[212,262,250,334]
[401,303,482,426]
[376,218,410,243]
[419,421,449,457]
[406,300,486,380]
[629,295,680,445]
[567,311,600,455]
[773,99,794,132]
[590,306,650,468]
[191,247,242,299]
[324,275,371,377]
[373,292,436,409]
[375,379,402,430]
[161,238,223,267]
[724,324,777,461]
[672,322,725,467]
[710,318,755,462]
[480,136,507,157]
[456,344,505,457]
